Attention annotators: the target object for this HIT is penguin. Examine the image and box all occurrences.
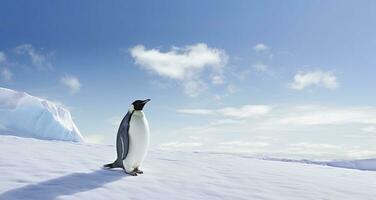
[104,99,151,176]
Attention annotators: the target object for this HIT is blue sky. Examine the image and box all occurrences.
[1,0,376,159]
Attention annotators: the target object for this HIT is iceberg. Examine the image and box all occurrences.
[0,87,83,142]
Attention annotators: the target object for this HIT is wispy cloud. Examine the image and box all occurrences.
[289,70,339,90]
[252,63,268,72]
[60,75,81,94]
[170,104,376,159]
[209,119,246,126]
[219,105,271,118]
[277,110,374,125]
[14,44,53,70]
[226,84,237,94]
[178,105,271,118]
[211,75,224,85]
[253,43,269,52]
[275,105,376,125]
[183,79,208,97]
[0,52,6,63]
[180,104,376,126]
[0,68,12,82]
[249,43,273,76]
[177,109,214,115]
[129,43,228,97]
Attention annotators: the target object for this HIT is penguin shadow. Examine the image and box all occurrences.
[0,169,127,200]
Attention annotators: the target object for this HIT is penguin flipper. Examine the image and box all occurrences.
[117,112,131,160]
[105,111,133,170]
[115,126,130,162]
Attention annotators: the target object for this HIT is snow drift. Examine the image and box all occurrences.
[0,87,83,142]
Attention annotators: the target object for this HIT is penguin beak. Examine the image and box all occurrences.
[143,99,151,104]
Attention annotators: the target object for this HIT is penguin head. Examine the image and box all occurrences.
[132,99,151,111]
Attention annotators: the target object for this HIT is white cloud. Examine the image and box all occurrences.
[211,75,224,85]
[183,79,208,97]
[219,105,271,118]
[211,84,238,101]
[14,44,53,70]
[0,52,6,63]
[289,70,339,90]
[178,104,271,119]
[178,109,214,115]
[0,68,12,82]
[253,43,269,52]
[179,104,376,126]
[130,43,227,79]
[130,43,228,97]
[251,44,273,75]
[60,75,81,94]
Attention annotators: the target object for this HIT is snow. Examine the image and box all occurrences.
[0,87,83,142]
[1,135,376,200]
[326,159,376,171]
[256,156,376,171]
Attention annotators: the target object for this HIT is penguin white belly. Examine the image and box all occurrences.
[123,111,150,171]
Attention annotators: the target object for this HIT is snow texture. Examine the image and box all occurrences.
[1,135,376,200]
[0,87,83,142]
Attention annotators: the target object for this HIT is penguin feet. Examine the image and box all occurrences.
[103,163,114,168]
[133,168,143,174]
[125,171,138,176]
